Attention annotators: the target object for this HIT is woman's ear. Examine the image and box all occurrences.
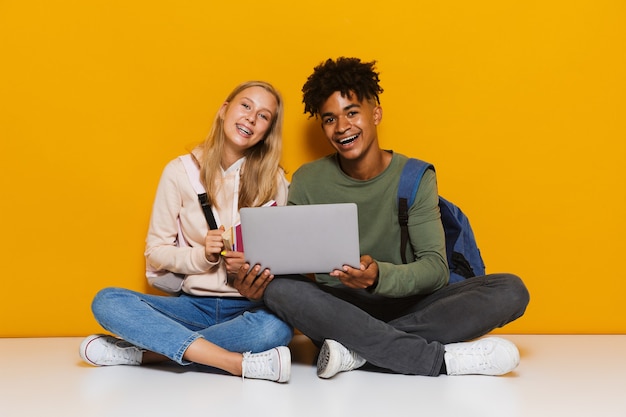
[218,101,229,120]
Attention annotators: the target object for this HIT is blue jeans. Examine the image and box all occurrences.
[264,273,529,376]
[91,287,293,365]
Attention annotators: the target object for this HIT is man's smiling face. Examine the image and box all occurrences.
[319,91,382,162]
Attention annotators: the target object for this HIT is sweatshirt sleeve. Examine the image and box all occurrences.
[372,169,449,297]
[144,159,218,275]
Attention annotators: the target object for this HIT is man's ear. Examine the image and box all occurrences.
[373,106,383,125]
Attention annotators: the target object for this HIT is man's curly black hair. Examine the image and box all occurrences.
[302,57,384,119]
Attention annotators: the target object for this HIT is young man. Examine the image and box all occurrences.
[233,57,530,378]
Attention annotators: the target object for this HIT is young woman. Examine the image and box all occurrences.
[79,81,293,383]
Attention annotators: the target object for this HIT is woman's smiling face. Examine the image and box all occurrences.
[220,86,278,158]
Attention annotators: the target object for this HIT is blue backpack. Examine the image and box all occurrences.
[398,158,485,284]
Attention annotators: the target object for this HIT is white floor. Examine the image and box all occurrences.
[1,334,625,417]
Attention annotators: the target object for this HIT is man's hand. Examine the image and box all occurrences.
[229,263,274,301]
[330,255,379,289]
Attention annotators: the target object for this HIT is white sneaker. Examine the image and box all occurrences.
[317,339,366,379]
[444,337,520,376]
[79,334,143,366]
[242,346,291,383]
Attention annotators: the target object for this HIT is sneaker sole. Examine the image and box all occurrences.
[317,340,340,379]
[274,346,291,383]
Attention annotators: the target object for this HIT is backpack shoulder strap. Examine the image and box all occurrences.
[179,154,205,194]
[179,154,218,230]
[398,158,434,263]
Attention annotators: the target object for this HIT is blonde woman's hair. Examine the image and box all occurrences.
[197,81,284,209]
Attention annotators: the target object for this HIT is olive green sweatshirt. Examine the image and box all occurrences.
[288,152,448,297]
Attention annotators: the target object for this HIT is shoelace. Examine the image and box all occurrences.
[451,342,496,372]
[241,351,274,380]
[339,349,359,370]
[338,345,365,371]
[103,340,141,364]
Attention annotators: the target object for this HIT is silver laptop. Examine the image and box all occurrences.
[239,203,360,275]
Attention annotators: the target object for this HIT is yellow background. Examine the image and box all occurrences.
[1,1,624,337]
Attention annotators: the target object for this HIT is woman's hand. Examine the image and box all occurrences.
[222,250,245,278]
[204,226,225,263]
